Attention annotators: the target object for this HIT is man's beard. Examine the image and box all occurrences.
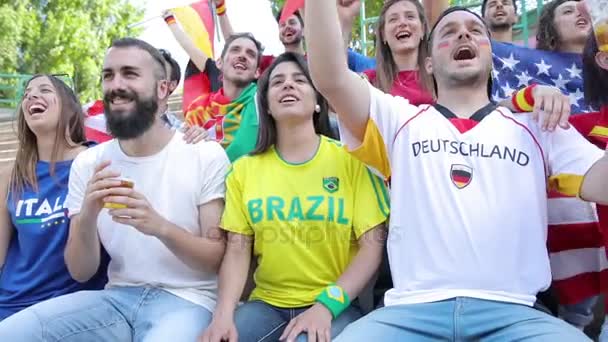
[281,33,303,47]
[225,73,255,89]
[103,88,158,140]
[489,20,513,32]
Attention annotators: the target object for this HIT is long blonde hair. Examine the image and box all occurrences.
[374,0,433,94]
[10,75,86,198]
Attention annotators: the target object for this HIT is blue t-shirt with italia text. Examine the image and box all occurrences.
[0,158,108,320]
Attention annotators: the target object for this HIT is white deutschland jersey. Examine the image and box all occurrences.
[340,83,605,307]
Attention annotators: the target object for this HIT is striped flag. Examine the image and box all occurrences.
[492,40,608,306]
[279,0,305,23]
[83,100,112,143]
[547,108,608,306]
[171,1,216,114]
[171,1,215,57]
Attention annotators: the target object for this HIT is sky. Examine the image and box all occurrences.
[135,0,284,84]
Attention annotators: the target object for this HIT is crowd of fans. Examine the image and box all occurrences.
[0,0,607,341]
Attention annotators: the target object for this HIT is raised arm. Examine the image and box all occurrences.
[305,0,371,141]
[163,10,212,72]
[0,168,13,272]
[423,0,450,26]
[213,0,235,40]
[337,0,360,55]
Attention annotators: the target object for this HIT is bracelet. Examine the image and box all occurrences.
[216,1,226,15]
[315,284,351,319]
[164,14,177,25]
[511,84,536,112]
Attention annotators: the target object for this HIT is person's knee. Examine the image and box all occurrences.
[0,307,43,341]
[144,307,212,342]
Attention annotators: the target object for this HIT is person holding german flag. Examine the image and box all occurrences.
[164,6,263,162]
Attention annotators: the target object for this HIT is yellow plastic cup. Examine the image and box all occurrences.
[103,177,134,209]
[587,0,608,51]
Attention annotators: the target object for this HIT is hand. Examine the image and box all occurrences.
[80,161,122,221]
[337,0,361,25]
[279,304,333,342]
[183,125,210,144]
[162,9,173,20]
[198,316,238,342]
[531,85,571,132]
[104,187,169,237]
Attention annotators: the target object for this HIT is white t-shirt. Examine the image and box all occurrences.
[341,83,605,307]
[66,132,230,312]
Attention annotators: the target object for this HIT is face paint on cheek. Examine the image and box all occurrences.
[438,41,450,49]
[478,38,491,48]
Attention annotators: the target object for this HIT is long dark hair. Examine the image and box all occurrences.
[10,74,86,198]
[374,0,432,94]
[252,52,335,155]
[536,0,576,51]
[583,34,608,107]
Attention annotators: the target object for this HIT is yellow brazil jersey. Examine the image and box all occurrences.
[221,135,390,308]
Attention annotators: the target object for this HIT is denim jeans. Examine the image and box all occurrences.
[559,296,598,329]
[0,286,213,342]
[234,300,362,342]
[335,297,590,341]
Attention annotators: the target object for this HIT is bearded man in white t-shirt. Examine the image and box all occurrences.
[304,1,608,341]
[0,38,230,341]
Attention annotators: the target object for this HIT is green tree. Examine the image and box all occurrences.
[0,0,144,103]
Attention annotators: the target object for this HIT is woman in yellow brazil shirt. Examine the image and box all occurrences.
[199,52,390,342]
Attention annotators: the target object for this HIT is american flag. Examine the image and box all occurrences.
[492,42,608,309]
[491,41,593,114]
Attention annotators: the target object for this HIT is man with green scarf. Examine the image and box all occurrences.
[164,10,263,162]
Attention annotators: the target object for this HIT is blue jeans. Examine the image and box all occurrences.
[335,297,590,341]
[234,300,362,342]
[559,296,598,329]
[0,287,213,341]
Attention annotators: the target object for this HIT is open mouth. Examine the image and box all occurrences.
[279,94,299,104]
[395,30,412,41]
[110,96,133,105]
[28,103,47,116]
[453,46,476,61]
[495,11,506,18]
[284,29,296,39]
[233,62,247,71]
[576,18,589,28]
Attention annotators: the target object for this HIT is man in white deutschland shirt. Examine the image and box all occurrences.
[305,0,608,340]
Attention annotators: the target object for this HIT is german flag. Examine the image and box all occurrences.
[171,1,216,114]
[450,164,472,189]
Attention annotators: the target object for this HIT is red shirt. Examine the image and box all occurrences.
[362,69,435,106]
[260,55,276,75]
